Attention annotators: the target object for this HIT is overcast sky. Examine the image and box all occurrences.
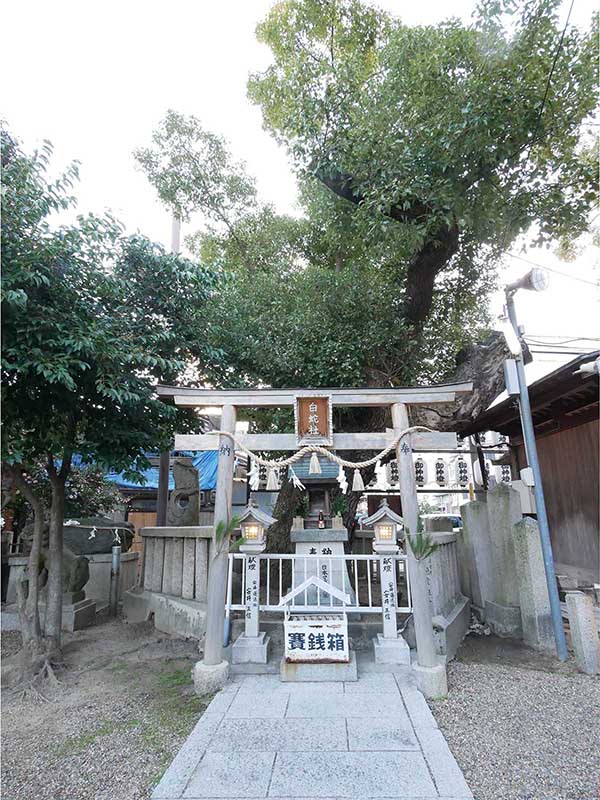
[3,0,598,383]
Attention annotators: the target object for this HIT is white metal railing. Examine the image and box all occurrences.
[226,553,412,616]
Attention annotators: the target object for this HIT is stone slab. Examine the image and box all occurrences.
[373,633,411,665]
[566,591,600,675]
[151,713,224,800]
[487,483,522,608]
[268,751,438,797]
[397,686,439,731]
[225,690,289,719]
[183,751,275,798]
[512,517,554,651]
[0,607,20,631]
[485,600,522,638]
[231,632,271,665]
[291,528,348,543]
[346,717,419,751]
[342,672,400,694]
[415,726,474,799]
[207,718,348,752]
[152,647,473,800]
[411,662,448,701]
[39,598,96,632]
[280,652,357,683]
[204,689,239,715]
[286,690,406,719]
[432,596,471,661]
[236,675,344,695]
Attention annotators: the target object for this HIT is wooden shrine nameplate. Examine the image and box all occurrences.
[294,394,333,446]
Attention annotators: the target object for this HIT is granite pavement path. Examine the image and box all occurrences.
[152,668,473,800]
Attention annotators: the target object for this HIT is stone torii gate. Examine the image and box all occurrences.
[156,382,472,697]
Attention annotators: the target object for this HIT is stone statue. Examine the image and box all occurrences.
[167,458,200,527]
[20,520,90,600]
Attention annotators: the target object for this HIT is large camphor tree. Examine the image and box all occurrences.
[246,0,597,421]
[1,132,223,680]
[136,0,597,542]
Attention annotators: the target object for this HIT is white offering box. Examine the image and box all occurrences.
[284,613,349,663]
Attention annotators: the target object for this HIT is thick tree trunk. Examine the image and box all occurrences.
[266,471,301,588]
[7,467,45,669]
[266,470,301,555]
[19,509,44,660]
[409,331,529,433]
[45,474,66,658]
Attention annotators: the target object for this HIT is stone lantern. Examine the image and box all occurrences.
[362,499,409,665]
[231,503,277,666]
[362,500,404,554]
[238,503,276,554]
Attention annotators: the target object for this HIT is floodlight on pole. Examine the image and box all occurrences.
[506,267,549,295]
[502,270,568,662]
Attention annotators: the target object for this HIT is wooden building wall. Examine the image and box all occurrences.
[515,418,599,583]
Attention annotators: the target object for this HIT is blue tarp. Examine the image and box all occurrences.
[104,451,219,491]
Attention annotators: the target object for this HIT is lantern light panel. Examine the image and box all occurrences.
[243,523,262,541]
[455,458,469,486]
[377,524,395,541]
[414,457,427,486]
[435,458,448,486]
[501,465,512,483]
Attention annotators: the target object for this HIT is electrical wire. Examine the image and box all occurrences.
[525,0,576,156]
[524,335,600,343]
[529,349,596,355]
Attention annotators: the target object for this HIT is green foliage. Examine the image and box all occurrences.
[405,516,440,561]
[134,109,257,230]
[330,493,349,517]
[213,515,243,558]
[293,494,310,518]
[250,0,598,249]
[135,1,598,416]
[9,463,124,531]
[1,131,222,483]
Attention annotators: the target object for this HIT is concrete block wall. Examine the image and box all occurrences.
[423,519,470,659]
[459,484,563,649]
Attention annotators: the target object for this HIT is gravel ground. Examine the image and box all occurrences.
[3,620,599,800]
[1,615,211,800]
[429,635,600,800]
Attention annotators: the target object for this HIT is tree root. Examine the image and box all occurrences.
[10,656,66,703]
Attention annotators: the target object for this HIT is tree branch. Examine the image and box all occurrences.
[312,162,459,325]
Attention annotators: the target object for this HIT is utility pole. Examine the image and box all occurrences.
[504,270,568,661]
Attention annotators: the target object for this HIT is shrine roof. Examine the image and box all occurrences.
[461,352,599,439]
[292,453,339,481]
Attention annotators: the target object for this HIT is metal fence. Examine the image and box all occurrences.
[225,552,412,616]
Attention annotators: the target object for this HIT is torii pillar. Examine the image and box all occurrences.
[392,403,448,699]
[193,404,236,694]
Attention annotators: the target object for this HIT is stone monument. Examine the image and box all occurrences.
[166,458,200,527]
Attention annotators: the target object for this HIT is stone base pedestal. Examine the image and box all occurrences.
[193,659,230,696]
[485,600,522,638]
[566,591,600,675]
[412,661,448,700]
[39,597,96,632]
[432,596,471,659]
[63,598,96,632]
[373,633,411,665]
[280,651,357,682]
[232,632,271,664]
[123,589,207,640]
